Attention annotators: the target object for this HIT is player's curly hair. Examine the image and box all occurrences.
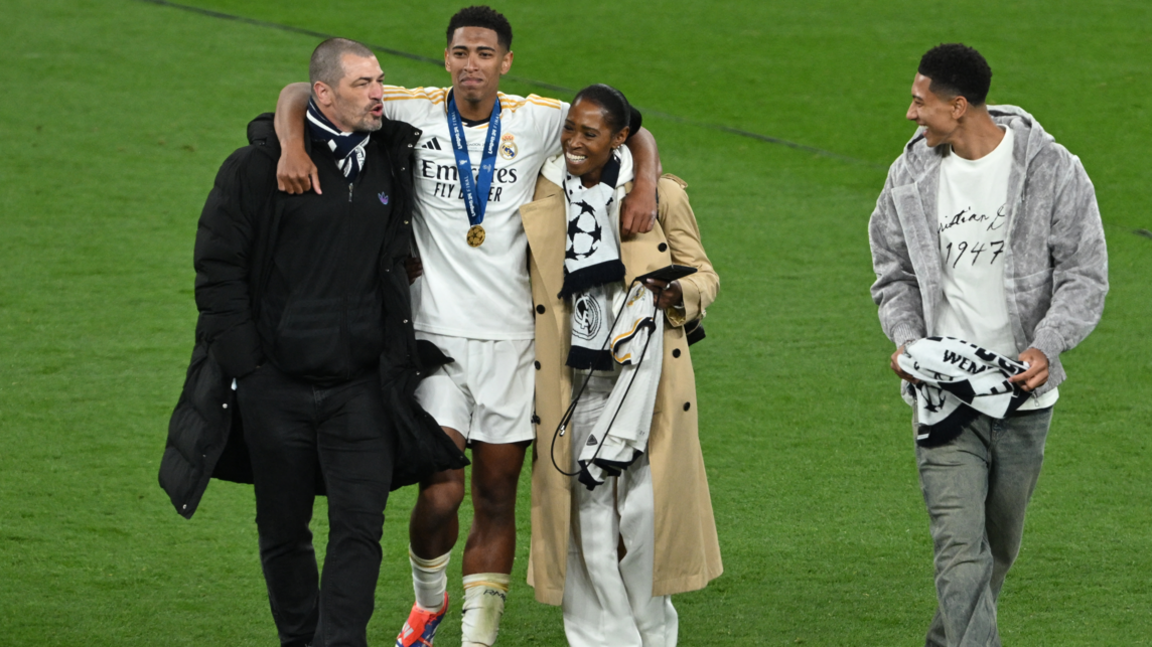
[573,84,642,138]
[918,43,992,106]
[446,6,513,50]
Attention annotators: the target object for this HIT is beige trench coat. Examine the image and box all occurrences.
[521,172,723,605]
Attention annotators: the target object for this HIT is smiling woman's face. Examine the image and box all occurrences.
[561,98,629,187]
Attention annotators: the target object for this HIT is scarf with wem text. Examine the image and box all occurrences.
[897,336,1032,446]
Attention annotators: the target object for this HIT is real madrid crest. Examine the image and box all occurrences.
[499,133,518,160]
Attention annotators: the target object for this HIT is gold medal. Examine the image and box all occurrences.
[467,224,486,247]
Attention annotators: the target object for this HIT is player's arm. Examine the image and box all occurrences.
[621,126,661,237]
[274,82,322,194]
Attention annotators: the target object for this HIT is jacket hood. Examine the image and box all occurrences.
[246,112,281,149]
[899,104,1055,173]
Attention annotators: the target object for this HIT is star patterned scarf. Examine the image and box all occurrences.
[560,148,633,370]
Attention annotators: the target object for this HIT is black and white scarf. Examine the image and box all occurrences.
[897,337,1031,446]
[306,98,370,182]
[559,149,633,370]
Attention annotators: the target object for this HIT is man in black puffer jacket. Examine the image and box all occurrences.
[159,38,464,647]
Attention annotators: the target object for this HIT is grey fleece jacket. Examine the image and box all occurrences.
[869,104,1108,397]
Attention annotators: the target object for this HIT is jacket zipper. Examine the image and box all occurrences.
[341,182,353,379]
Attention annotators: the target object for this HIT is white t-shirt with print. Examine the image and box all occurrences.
[383,86,569,340]
[934,127,1057,409]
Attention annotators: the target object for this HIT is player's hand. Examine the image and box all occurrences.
[620,181,657,236]
[1009,347,1049,392]
[277,140,321,194]
[643,279,683,310]
[405,256,423,285]
[890,345,920,383]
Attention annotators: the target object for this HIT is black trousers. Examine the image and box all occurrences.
[236,364,396,647]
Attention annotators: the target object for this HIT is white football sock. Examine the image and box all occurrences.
[460,572,510,646]
[409,545,450,612]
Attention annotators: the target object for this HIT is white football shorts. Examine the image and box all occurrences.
[414,331,536,445]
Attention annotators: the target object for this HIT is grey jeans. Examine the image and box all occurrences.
[914,407,1053,647]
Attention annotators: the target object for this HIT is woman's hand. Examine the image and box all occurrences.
[643,278,683,310]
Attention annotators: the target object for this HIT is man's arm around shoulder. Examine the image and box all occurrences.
[274,82,319,194]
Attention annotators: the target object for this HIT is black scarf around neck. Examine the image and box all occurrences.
[306,98,370,182]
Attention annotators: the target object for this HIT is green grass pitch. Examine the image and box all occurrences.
[1,0,1150,644]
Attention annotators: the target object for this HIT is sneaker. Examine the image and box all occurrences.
[396,592,449,647]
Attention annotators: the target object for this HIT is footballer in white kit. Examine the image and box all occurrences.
[383,86,568,347]
[382,87,568,447]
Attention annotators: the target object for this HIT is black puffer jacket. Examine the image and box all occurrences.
[159,113,467,519]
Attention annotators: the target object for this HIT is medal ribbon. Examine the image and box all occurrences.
[446,93,502,228]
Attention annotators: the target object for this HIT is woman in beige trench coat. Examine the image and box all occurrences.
[519,85,722,642]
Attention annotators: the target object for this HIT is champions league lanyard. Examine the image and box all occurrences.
[446,93,501,247]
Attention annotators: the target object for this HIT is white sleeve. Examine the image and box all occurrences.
[382,85,442,123]
[539,98,571,157]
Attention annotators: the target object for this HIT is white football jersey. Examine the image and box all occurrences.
[383,86,569,340]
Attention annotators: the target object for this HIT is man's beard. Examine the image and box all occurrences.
[338,103,382,133]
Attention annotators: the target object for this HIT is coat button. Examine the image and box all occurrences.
[222,403,228,409]
[658,243,668,252]
[683,402,691,411]
[536,305,546,314]
[672,348,681,358]
[534,361,541,370]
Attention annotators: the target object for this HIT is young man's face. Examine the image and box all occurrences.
[317,54,385,132]
[444,26,513,106]
[906,73,959,148]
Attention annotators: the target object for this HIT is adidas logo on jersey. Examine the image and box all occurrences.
[420,137,443,150]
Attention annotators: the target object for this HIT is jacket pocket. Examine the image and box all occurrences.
[1009,269,1052,336]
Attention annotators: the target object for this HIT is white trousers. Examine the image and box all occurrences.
[562,387,678,647]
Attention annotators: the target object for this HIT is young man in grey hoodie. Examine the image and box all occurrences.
[868,43,1108,646]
